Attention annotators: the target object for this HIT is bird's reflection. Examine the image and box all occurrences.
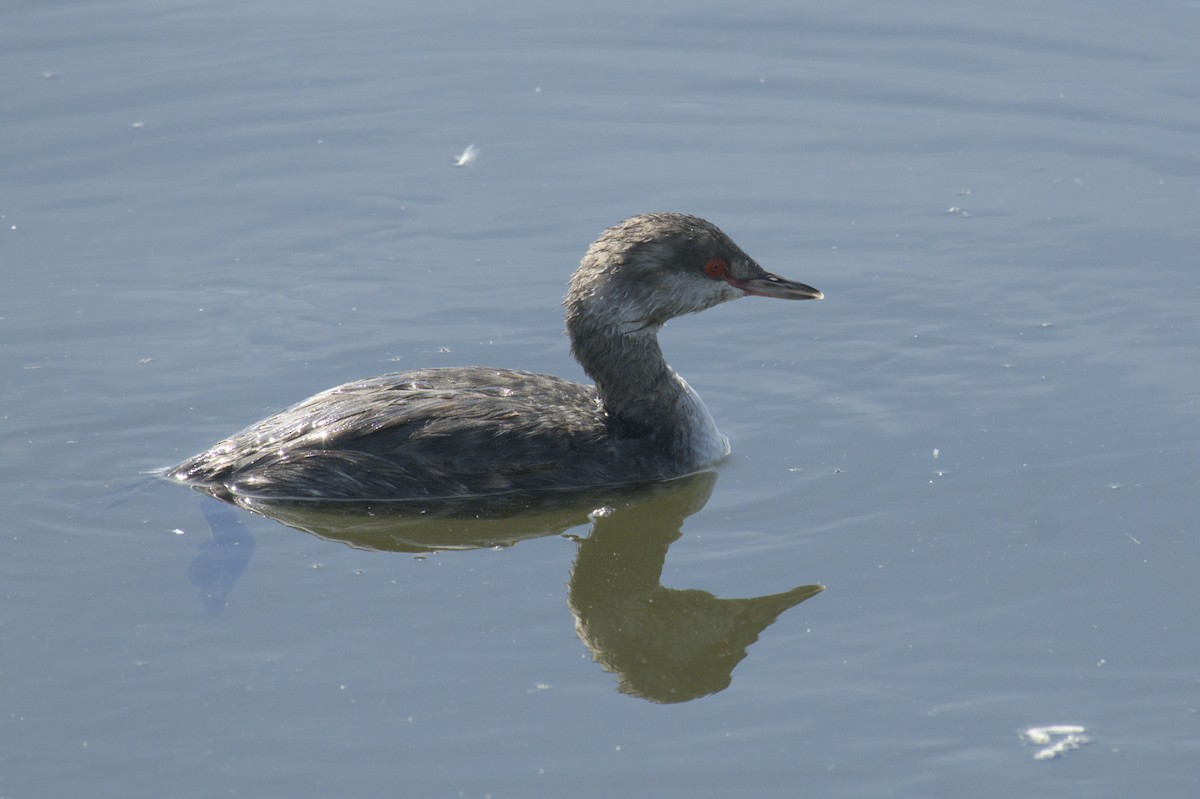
[187,500,255,617]
[186,471,822,702]
[566,475,822,703]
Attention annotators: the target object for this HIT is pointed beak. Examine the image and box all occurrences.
[727,270,824,301]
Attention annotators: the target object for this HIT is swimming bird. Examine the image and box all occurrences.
[169,213,822,502]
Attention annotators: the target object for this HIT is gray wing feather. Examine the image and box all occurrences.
[171,368,657,500]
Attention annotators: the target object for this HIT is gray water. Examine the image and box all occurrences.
[4,1,1199,796]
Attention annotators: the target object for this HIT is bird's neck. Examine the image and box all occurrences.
[568,317,728,465]
[572,323,670,422]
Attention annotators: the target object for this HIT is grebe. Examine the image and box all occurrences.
[169,213,823,501]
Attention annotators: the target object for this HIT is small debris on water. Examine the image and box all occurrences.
[1021,725,1090,760]
[454,143,478,167]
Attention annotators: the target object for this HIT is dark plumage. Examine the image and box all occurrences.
[169,213,822,501]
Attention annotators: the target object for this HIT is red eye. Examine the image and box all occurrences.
[704,257,727,278]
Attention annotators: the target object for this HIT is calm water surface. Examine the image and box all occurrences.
[4,1,1199,797]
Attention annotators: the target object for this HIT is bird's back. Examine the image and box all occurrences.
[170,367,671,501]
